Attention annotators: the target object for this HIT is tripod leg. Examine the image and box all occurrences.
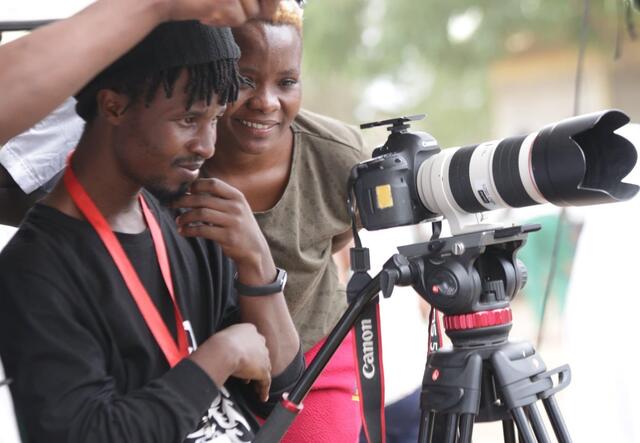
[502,419,516,443]
[444,413,459,443]
[526,404,551,443]
[458,414,474,443]
[542,396,572,443]
[418,410,435,443]
[511,407,537,443]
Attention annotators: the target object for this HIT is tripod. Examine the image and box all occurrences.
[419,340,571,443]
[255,224,573,442]
[419,343,571,443]
[399,224,572,443]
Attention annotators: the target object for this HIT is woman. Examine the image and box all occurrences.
[204,2,369,441]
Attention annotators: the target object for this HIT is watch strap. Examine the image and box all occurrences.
[235,267,287,296]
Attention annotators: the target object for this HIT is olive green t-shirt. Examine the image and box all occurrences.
[254,109,369,351]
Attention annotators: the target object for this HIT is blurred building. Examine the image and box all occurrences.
[489,45,640,136]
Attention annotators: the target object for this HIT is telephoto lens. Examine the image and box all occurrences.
[417,110,638,232]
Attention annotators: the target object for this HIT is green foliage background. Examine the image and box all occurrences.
[300,0,628,148]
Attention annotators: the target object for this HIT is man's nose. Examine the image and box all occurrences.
[191,124,216,159]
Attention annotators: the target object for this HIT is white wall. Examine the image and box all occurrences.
[562,125,640,443]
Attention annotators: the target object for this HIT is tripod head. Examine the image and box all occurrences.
[380,224,538,347]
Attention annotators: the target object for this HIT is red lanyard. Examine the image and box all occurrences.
[63,161,189,367]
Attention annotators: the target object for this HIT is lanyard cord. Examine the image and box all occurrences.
[63,162,189,367]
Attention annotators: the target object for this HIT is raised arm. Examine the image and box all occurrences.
[0,0,279,145]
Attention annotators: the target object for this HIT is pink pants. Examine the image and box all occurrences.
[281,331,361,443]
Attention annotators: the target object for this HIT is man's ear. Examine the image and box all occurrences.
[96,89,130,125]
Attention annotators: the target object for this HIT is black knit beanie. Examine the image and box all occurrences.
[75,21,241,121]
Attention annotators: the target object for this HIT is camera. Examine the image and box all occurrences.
[350,110,639,234]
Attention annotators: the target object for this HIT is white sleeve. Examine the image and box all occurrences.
[0,97,84,194]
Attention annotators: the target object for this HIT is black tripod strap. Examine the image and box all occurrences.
[353,300,386,443]
[347,247,386,443]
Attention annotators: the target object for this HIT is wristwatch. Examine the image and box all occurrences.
[234,267,287,296]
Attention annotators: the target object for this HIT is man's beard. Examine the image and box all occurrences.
[145,181,190,205]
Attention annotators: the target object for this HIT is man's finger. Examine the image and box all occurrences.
[172,193,228,211]
[208,2,247,27]
[175,207,232,228]
[257,0,280,20]
[189,178,242,200]
[176,209,235,229]
[255,374,272,403]
[239,0,261,19]
[177,223,227,241]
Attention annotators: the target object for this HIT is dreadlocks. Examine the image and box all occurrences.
[74,21,243,122]
[76,59,242,123]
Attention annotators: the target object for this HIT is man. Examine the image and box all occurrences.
[0,20,301,443]
[0,0,280,145]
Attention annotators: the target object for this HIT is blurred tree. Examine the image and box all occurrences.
[301,0,627,148]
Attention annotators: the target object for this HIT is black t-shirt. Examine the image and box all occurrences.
[0,192,302,443]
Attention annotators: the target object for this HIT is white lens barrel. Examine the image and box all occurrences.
[418,147,465,216]
[417,133,552,219]
[517,132,547,205]
[467,140,509,211]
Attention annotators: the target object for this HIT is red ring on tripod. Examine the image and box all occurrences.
[281,393,304,414]
[443,307,512,331]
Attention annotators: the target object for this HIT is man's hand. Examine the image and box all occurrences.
[189,323,272,401]
[166,0,280,27]
[173,178,276,285]
[175,178,300,378]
